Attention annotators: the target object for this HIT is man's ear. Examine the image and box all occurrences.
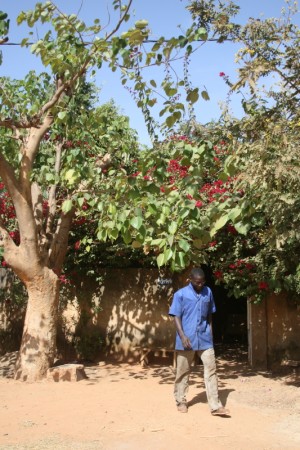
[186,277,190,283]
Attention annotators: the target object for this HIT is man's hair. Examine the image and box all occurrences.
[190,267,205,279]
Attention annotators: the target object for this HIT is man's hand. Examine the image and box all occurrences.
[174,316,192,349]
[180,334,192,349]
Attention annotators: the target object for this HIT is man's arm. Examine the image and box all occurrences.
[208,313,213,338]
[174,316,192,349]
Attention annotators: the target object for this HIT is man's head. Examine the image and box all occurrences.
[190,267,206,293]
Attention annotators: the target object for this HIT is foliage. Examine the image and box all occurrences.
[204,3,300,301]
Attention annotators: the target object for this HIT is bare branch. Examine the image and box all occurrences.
[105,0,133,41]
[95,152,112,170]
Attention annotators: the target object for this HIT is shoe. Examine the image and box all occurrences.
[177,402,188,413]
[211,407,230,417]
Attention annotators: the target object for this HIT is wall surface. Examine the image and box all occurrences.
[2,267,299,369]
[94,268,180,360]
[248,293,300,369]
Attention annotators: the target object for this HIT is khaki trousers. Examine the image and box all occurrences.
[174,348,223,411]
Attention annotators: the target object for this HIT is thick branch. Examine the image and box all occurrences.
[48,208,75,273]
[19,114,54,198]
[0,118,37,130]
[0,151,20,197]
[46,141,64,235]
[31,182,44,235]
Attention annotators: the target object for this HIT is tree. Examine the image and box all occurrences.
[200,3,300,301]
[94,0,300,302]
[0,0,240,380]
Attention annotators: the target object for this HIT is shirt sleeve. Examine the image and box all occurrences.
[209,288,217,314]
[169,289,183,317]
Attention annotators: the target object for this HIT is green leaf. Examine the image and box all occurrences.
[178,239,190,253]
[64,169,77,184]
[122,229,132,244]
[186,88,199,104]
[130,216,143,230]
[201,90,210,101]
[151,238,165,247]
[58,111,67,120]
[193,239,203,249]
[195,27,208,40]
[62,199,73,213]
[228,207,242,222]
[108,228,119,240]
[132,240,142,248]
[165,114,177,128]
[233,221,251,235]
[157,253,165,267]
[135,20,148,29]
[164,248,173,263]
[210,214,229,235]
[168,221,178,235]
[175,251,186,269]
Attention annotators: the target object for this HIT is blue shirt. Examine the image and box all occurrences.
[169,283,216,351]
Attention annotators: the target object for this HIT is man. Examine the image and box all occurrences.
[169,267,230,416]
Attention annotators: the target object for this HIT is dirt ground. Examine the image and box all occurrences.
[0,344,299,450]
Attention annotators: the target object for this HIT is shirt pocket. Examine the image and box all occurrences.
[201,299,210,318]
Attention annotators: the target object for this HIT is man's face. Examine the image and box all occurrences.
[191,275,205,293]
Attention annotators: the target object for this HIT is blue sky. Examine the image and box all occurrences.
[1,0,299,145]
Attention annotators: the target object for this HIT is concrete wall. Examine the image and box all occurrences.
[1,267,299,368]
[248,293,300,369]
[57,268,182,362]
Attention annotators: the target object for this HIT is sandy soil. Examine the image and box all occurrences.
[0,345,299,450]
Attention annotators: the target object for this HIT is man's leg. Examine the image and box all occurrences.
[199,348,230,415]
[174,350,194,412]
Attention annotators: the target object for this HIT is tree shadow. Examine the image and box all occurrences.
[215,342,300,388]
[0,351,18,378]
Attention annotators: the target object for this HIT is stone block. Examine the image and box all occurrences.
[47,364,87,382]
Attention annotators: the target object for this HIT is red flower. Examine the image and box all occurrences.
[227,224,237,235]
[219,72,226,77]
[258,281,269,290]
[209,240,217,247]
[59,274,70,285]
[214,270,223,279]
[195,200,203,208]
[74,240,81,251]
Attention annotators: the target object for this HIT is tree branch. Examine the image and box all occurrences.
[105,0,133,41]
[46,141,64,236]
[48,208,75,273]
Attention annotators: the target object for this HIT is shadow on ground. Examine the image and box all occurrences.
[0,343,299,388]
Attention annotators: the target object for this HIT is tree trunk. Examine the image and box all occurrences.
[14,268,60,382]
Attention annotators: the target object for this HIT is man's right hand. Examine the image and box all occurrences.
[181,335,192,349]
